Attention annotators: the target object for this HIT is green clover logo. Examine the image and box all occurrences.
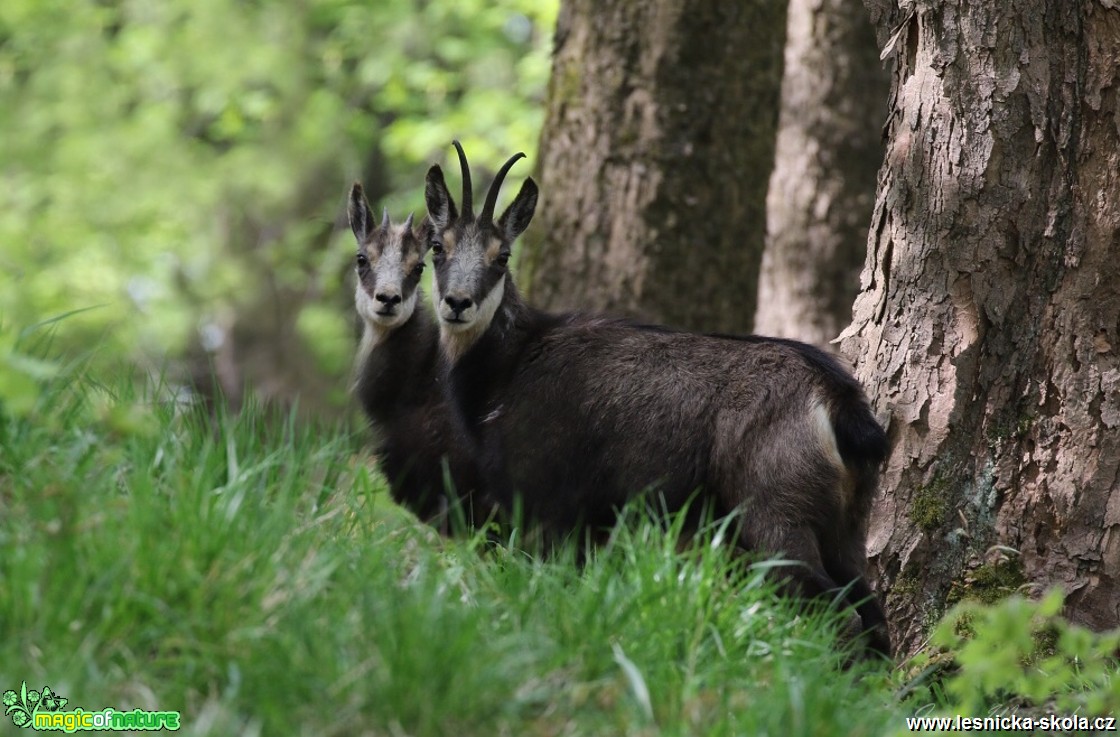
[4,682,68,729]
[40,687,67,712]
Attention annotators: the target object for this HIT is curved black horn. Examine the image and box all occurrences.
[452,140,473,220]
[480,152,526,225]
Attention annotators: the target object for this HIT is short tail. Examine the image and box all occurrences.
[829,395,888,522]
[832,401,888,472]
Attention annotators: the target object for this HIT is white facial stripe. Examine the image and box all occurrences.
[373,224,415,296]
[396,288,419,324]
[447,260,476,295]
[446,237,484,295]
[375,236,403,287]
[371,264,404,300]
[474,272,505,329]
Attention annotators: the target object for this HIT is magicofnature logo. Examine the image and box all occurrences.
[3,682,180,732]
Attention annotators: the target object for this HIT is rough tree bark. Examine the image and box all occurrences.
[840,0,1120,654]
[521,0,787,333]
[754,0,889,345]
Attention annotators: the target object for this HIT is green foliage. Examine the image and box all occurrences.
[0,0,556,401]
[930,590,1120,717]
[0,322,58,418]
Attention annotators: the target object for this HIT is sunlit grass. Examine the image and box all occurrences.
[3,363,1115,736]
[0,368,905,736]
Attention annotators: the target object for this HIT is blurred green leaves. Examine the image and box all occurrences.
[0,322,58,418]
[0,0,556,406]
[932,590,1120,716]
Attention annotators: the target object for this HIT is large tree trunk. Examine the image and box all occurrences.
[754,0,889,345]
[521,0,786,333]
[841,0,1120,655]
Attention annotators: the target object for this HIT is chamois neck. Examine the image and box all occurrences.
[356,301,432,364]
[443,278,560,436]
[354,319,393,369]
[353,299,440,423]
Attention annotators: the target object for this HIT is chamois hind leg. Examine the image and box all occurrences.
[738,520,864,629]
[741,521,832,595]
[823,542,892,658]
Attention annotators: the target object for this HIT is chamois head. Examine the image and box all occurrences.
[348,182,429,333]
[424,142,537,354]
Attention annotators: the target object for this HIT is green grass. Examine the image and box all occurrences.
[2,364,1117,736]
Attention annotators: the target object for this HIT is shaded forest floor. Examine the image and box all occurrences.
[1,366,1117,736]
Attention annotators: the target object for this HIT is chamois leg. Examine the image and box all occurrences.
[738,521,838,596]
[823,547,892,657]
[739,521,867,647]
[845,575,891,658]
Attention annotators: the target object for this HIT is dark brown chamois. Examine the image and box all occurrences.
[348,182,484,531]
[424,144,891,656]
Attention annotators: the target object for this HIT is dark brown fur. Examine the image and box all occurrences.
[348,183,486,530]
[425,149,891,656]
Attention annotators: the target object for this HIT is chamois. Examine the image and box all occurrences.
[424,144,891,656]
[348,182,483,531]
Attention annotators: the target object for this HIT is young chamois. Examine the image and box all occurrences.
[348,183,484,531]
[424,144,891,656]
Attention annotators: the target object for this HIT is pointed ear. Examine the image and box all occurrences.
[413,215,434,256]
[497,177,538,243]
[348,182,375,244]
[425,165,458,232]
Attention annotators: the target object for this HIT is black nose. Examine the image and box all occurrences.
[375,293,402,306]
[444,295,473,314]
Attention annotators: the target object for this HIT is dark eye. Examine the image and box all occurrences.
[412,262,425,277]
[496,252,511,268]
[430,240,444,255]
[356,253,369,270]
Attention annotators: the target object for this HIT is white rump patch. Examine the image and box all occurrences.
[809,398,841,468]
[809,396,855,507]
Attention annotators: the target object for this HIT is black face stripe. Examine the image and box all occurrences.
[440,229,459,256]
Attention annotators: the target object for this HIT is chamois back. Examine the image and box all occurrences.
[423,146,891,656]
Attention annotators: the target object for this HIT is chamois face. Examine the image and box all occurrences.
[348,183,429,332]
[424,143,537,354]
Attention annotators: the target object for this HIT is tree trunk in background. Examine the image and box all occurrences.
[841,0,1120,654]
[754,0,888,345]
[522,0,786,333]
